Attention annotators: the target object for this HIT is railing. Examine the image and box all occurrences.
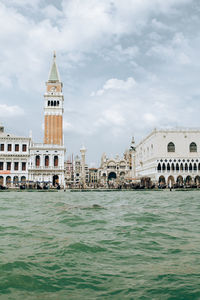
[29,166,63,170]
[31,143,65,149]
[158,169,198,173]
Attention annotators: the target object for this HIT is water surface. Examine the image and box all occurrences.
[0,191,200,299]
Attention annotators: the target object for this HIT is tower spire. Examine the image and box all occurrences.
[44,52,64,146]
[48,51,60,82]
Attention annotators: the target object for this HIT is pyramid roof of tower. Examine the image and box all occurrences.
[48,52,60,82]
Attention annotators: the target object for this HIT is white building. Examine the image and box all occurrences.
[135,128,200,187]
[0,125,31,187]
[29,143,65,187]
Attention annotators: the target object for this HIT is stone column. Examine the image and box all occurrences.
[80,146,87,189]
[130,137,136,179]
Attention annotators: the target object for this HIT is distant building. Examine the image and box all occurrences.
[98,152,131,186]
[89,168,98,184]
[64,159,74,186]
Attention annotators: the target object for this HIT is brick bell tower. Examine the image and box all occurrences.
[44,51,64,145]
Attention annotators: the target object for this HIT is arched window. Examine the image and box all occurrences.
[176,163,179,171]
[54,156,58,167]
[190,142,197,152]
[198,163,200,171]
[162,163,166,171]
[185,163,188,171]
[6,176,11,186]
[51,101,53,106]
[167,163,170,172]
[194,163,197,171]
[157,163,161,172]
[45,156,49,167]
[180,163,183,171]
[54,101,56,106]
[21,176,26,183]
[168,142,175,152]
[35,155,40,167]
[48,100,50,106]
[171,163,175,171]
[189,163,192,172]
[57,101,59,106]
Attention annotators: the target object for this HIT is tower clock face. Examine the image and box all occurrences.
[50,86,57,92]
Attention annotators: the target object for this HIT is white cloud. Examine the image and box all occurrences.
[96,108,125,127]
[92,77,136,96]
[0,0,199,163]
[143,113,157,124]
[0,104,24,117]
[63,121,73,132]
[0,0,193,91]
[146,32,192,66]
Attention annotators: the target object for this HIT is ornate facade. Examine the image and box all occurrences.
[98,152,131,186]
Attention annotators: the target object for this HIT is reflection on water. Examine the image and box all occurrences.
[0,191,200,299]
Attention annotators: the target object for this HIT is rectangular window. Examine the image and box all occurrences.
[0,144,4,151]
[0,162,3,170]
[7,162,11,171]
[14,162,19,171]
[22,162,26,171]
[7,144,12,151]
[22,144,27,152]
[15,144,19,152]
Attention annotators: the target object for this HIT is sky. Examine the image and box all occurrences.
[0,0,200,165]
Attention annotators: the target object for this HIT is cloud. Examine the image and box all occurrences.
[95,108,125,126]
[143,113,157,124]
[0,0,199,163]
[63,121,73,132]
[0,0,193,91]
[146,31,192,66]
[92,77,136,96]
[151,18,172,31]
[0,104,24,117]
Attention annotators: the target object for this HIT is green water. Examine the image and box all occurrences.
[0,191,200,300]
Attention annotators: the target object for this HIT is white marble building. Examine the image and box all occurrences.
[29,143,65,187]
[135,128,200,187]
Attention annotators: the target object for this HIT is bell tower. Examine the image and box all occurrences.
[44,52,64,145]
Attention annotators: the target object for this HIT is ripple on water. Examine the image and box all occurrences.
[1,191,200,299]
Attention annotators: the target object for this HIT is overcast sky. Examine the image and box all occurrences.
[0,0,200,165]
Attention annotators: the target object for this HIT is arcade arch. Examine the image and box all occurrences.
[108,172,117,181]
